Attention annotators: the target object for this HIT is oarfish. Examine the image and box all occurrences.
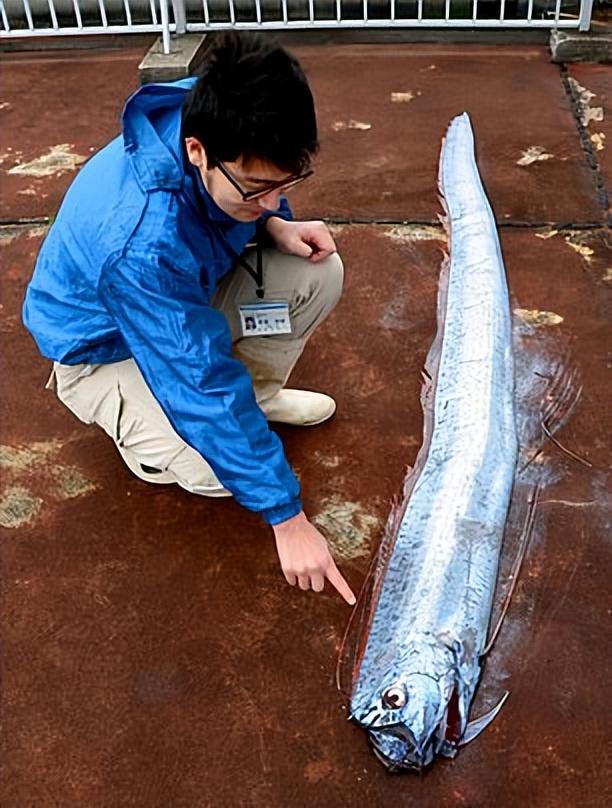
[350,112,519,770]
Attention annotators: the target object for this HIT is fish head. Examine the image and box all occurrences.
[352,644,462,771]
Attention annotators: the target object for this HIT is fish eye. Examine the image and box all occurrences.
[382,686,406,710]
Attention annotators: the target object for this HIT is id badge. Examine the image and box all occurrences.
[239,301,292,337]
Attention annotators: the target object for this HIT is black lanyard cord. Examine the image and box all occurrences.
[208,221,265,300]
[189,166,265,299]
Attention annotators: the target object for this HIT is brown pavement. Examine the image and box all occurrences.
[1,39,611,808]
[1,43,607,226]
[293,45,605,224]
[0,44,152,221]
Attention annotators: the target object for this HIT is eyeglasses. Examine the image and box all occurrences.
[213,158,314,202]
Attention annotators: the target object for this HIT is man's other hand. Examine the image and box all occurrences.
[265,218,337,264]
[273,511,356,605]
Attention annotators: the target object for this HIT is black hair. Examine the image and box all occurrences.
[182,32,318,175]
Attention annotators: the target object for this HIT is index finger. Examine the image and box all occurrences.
[326,562,356,606]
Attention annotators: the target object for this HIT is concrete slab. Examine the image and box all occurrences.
[0,46,149,222]
[139,34,209,85]
[0,43,604,228]
[550,25,612,64]
[1,222,609,805]
[289,44,603,224]
[567,63,612,214]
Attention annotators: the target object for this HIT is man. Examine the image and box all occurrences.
[23,33,356,605]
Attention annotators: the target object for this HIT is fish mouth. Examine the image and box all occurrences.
[368,727,437,772]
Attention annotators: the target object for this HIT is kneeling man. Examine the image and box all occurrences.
[23,33,355,605]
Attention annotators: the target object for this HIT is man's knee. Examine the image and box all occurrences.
[299,250,344,316]
[316,251,344,308]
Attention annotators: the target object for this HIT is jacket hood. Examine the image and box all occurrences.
[121,78,198,193]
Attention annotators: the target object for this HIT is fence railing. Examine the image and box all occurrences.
[0,0,596,52]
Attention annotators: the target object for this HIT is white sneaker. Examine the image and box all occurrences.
[259,389,336,426]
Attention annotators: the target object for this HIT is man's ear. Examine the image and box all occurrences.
[184,137,208,169]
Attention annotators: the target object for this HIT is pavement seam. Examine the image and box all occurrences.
[324,218,605,230]
[0,219,607,232]
[560,64,611,225]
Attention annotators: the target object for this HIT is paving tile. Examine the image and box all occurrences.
[1,44,604,227]
[1,221,609,805]
[289,44,603,223]
[0,46,150,221]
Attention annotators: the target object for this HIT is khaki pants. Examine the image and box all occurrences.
[48,248,343,492]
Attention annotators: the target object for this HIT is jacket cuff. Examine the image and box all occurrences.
[261,498,303,526]
[259,197,293,226]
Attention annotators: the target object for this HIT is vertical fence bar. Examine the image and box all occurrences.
[527,0,533,22]
[202,0,209,24]
[150,0,158,23]
[72,0,83,27]
[390,0,395,21]
[282,0,288,23]
[47,0,59,28]
[553,0,561,24]
[98,0,108,27]
[308,0,314,22]
[22,0,34,30]
[1,0,10,31]
[228,0,235,24]
[499,0,505,21]
[445,0,450,21]
[336,0,341,22]
[171,0,186,32]
[578,0,594,31]
[255,0,261,23]
[363,0,367,22]
[123,0,132,25]
[472,0,477,23]
[160,0,171,54]
[418,0,423,21]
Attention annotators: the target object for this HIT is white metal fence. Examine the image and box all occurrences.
[1,1,174,51]
[0,0,596,52]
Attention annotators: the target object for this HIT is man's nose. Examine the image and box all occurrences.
[256,190,282,211]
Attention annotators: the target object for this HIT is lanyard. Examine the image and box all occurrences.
[189,165,265,299]
[211,222,265,300]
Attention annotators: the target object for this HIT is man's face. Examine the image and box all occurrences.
[185,137,293,223]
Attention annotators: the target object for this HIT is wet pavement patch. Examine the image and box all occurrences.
[0,486,43,528]
[384,223,447,243]
[313,495,382,560]
[513,308,564,327]
[51,466,98,500]
[0,440,65,470]
[7,144,88,178]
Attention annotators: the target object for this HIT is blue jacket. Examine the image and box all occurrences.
[23,78,302,525]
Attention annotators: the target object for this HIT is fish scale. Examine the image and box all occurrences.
[350,112,519,770]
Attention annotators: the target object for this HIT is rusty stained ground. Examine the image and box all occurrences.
[0,41,611,808]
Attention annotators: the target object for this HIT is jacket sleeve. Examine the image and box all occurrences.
[259,195,293,226]
[98,251,302,525]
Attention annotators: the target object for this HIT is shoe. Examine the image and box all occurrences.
[259,389,336,426]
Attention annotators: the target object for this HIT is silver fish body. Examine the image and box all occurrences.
[350,113,519,770]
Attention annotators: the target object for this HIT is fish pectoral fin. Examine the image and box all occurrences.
[459,691,509,746]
